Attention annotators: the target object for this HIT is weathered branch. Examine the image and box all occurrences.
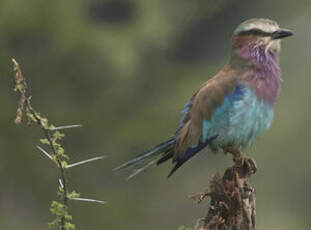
[191,155,257,230]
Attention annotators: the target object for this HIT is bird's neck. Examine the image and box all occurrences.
[231,36,280,71]
[230,37,281,106]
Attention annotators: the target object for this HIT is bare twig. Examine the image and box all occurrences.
[12,58,27,125]
[190,190,210,204]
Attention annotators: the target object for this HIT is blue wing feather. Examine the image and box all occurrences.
[175,100,193,135]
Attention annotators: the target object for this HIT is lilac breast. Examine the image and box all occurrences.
[237,44,281,106]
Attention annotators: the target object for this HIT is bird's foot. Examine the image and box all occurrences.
[223,146,243,164]
[243,157,257,175]
[223,146,257,175]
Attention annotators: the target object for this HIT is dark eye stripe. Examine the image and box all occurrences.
[238,29,271,37]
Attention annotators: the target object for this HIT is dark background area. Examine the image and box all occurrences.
[1,0,310,229]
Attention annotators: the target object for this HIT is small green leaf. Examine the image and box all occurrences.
[40,117,49,127]
[54,131,65,140]
[49,200,75,230]
[48,219,59,229]
[56,146,65,155]
[65,222,75,230]
[67,190,80,199]
[26,113,36,122]
[61,160,68,167]
[40,138,50,145]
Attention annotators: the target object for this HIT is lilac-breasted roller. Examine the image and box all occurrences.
[115,18,293,178]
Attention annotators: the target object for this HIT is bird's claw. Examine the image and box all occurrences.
[242,157,257,175]
[223,146,257,175]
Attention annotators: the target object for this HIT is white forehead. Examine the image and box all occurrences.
[234,18,279,35]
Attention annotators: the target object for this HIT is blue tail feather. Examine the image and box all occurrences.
[114,137,175,171]
[167,135,217,177]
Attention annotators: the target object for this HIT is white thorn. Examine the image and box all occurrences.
[70,197,106,205]
[58,179,64,188]
[50,124,82,131]
[37,146,55,162]
[65,156,105,169]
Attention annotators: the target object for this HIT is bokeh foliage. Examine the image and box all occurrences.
[1,0,311,229]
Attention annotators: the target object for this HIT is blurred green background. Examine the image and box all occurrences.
[1,0,310,229]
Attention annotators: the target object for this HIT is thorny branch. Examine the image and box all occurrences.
[12,58,105,230]
[13,58,70,230]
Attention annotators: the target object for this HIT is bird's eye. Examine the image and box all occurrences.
[238,29,271,37]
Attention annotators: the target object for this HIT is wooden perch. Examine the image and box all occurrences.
[191,155,257,230]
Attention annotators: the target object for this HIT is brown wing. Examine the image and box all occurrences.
[174,65,240,160]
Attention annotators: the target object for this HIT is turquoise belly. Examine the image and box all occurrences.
[202,86,274,149]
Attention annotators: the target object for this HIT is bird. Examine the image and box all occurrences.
[115,18,293,179]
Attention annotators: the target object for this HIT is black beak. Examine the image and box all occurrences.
[271,28,294,39]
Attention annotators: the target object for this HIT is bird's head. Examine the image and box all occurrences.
[231,18,293,63]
